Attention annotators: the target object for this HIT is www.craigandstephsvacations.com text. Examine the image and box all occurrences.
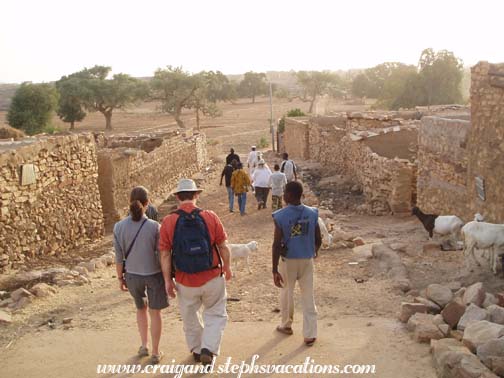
[96,354,376,377]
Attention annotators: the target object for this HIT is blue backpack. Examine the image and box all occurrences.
[172,209,219,274]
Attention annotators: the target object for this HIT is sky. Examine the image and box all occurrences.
[1,0,503,83]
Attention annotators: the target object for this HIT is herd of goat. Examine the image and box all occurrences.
[412,207,504,274]
[316,208,504,275]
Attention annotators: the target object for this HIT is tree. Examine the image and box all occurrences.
[417,48,463,107]
[377,64,419,109]
[67,66,148,130]
[351,73,372,98]
[189,72,223,130]
[55,76,86,130]
[7,83,58,135]
[296,71,342,113]
[238,72,268,103]
[150,66,199,128]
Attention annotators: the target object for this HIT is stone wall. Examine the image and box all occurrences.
[0,134,104,272]
[97,130,207,229]
[416,62,504,222]
[284,115,417,215]
[417,117,471,219]
[467,62,504,222]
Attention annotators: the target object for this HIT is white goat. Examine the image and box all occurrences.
[318,217,333,249]
[412,207,464,241]
[229,241,258,274]
[461,220,504,274]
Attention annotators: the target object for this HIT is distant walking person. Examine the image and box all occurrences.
[247,146,258,176]
[225,148,241,165]
[114,186,168,364]
[269,164,287,211]
[220,160,237,212]
[231,162,251,216]
[252,159,272,210]
[280,153,297,182]
[272,181,322,346]
[159,179,232,365]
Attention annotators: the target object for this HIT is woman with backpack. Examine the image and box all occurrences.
[113,186,168,364]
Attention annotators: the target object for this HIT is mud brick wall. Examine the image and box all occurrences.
[0,134,104,272]
[283,117,310,159]
[467,62,504,222]
[417,116,471,219]
[98,132,207,229]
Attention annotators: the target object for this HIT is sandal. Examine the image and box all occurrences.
[304,338,316,346]
[276,326,293,335]
[137,346,149,357]
[151,351,164,364]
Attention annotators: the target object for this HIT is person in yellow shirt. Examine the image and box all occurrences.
[230,163,251,216]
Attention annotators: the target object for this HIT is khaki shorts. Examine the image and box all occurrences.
[125,272,169,310]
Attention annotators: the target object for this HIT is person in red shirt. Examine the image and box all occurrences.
[159,179,232,365]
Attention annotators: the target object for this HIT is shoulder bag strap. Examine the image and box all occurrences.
[123,218,148,266]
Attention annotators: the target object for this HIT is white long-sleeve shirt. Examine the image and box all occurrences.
[252,167,272,188]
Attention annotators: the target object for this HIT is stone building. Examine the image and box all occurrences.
[282,113,418,215]
[417,62,504,222]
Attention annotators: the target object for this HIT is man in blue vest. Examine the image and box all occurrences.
[272,181,322,346]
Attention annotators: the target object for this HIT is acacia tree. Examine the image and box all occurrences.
[296,71,341,113]
[150,66,199,128]
[7,82,58,135]
[238,72,268,103]
[67,66,148,130]
[55,76,86,130]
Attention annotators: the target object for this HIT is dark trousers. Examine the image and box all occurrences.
[255,187,270,208]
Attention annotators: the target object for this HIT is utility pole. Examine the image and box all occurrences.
[269,81,275,152]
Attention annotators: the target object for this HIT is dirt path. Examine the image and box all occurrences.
[0,164,437,378]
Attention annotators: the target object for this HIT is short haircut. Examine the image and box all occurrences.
[283,152,289,159]
[236,162,243,169]
[285,181,303,200]
[176,191,197,201]
[274,164,280,170]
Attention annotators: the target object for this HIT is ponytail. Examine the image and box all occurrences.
[130,200,144,221]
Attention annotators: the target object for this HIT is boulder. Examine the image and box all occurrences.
[100,254,114,266]
[442,300,466,329]
[389,243,407,252]
[477,339,504,374]
[426,284,454,308]
[437,323,450,337]
[458,304,489,331]
[30,283,57,298]
[463,321,504,352]
[463,282,486,307]
[430,338,499,378]
[483,293,500,309]
[454,287,466,300]
[352,244,374,261]
[0,291,9,300]
[0,310,12,324]
[399,302,427,323]
[407,313,443,343]
[451,330,464,342]
[414,296,441,314]
[487,305,504,325]
[433,314,445,325]
[10,288,33,302]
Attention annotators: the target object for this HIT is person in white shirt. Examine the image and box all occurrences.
[251,160,272,210]
[247,146,258,176]
[269,164,287,211]
[280,153,297,182]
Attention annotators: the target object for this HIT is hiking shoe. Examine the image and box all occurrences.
[137,346,149,357]
[200,348,214,365]
[193,352,201,362]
